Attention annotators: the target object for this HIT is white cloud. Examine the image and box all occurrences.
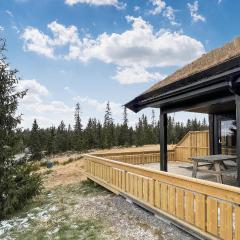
[163,6,178,26]
[17,80,72,114]
[17,79,49,96]
[35,100,73,114]
[217,0,222,4]
[64,0,126,9]
[149,0,166,15]
[187,1,206,22]
[47,21,80,46]
[17,80,48,107]
[6,10,14,18]
[21,27,55,58]
[17,80,74,128]
[74,96,122,115]
[21,17,205,84]
[21,21,80,58]
[134,6,140,12]
[73,96,159,128]
[149,0,178,25]
[76,16,204,68]
[113,66,165,84]
[21,17,205,67]
[12,25,20,34]
[0,26,4,32]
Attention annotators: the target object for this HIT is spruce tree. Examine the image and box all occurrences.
[96,121,103,149]
[56,121,68,152]
[119,107,129,146]
[151,110,158,144]
[0,39,41,219]
[135,117,144,146]
[46,126,57,155]
[74,103,83,151]
[103,101,115,148]
[29,119,42,160]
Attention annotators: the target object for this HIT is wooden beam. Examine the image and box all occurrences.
[160,109,167,171]
[154,95,235,114]
[236,94,240,187]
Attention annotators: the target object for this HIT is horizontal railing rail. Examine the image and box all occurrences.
[84,154,240,240]
[93,131,210,163]
[93,150,175,165]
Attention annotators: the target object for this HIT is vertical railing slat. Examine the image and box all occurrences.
[160,183,168,212]
[235,206,240,240]
[185,191,194,224]
[154,181,161,208]
[219,202,233,240]
[195,194,206,231]
[207,198,218,236]
[143,178,149,202]
[138,176,143,199]
[176,188,184,219]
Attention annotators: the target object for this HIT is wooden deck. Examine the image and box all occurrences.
[85,153,240,240]
[142,161,238,187]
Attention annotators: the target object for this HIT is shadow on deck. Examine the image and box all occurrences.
[142,161,238,187]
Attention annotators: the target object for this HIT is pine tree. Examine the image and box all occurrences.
[74,103,83,151]
[119,107,129,146]
[84,118,96,149]
[135,117,144,146]
[151,110,158,144]
[56,121,68,152]
[96,121,103,148]
[46,126,57,155]
[0,39,41,219]
[103,101,115,148]
[29,119,42,160]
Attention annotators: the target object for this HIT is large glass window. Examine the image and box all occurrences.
[220,120,236,155]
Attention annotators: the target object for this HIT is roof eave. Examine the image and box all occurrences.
[125,66,240,112]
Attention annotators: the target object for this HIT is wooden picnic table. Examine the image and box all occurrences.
[189,154,237,183]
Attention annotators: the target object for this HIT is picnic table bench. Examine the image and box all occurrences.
[189,155,237,183]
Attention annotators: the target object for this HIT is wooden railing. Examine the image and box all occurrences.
[94,150,175,164]
[175,131,210,162]
[84,154,240,240]
[94,131,210,163]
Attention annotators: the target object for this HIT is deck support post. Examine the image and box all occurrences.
[208,114,214,155]
[213,114,220,154]
[236,94,240,187]
[160,109,167,171]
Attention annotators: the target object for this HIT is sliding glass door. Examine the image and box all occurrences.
[220,119,236,155]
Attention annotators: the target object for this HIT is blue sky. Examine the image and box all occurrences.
[0,0,239,128]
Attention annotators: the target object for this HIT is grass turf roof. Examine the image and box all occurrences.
[144,37,240,94]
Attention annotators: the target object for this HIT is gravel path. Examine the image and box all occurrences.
[76,193,196,240]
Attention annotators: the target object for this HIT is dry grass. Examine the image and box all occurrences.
[41,144,174,190]
[41,154,86,189]
[50,152,83,165]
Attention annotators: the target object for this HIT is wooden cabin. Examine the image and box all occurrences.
[126,37,240,186]
[84,38,240,239]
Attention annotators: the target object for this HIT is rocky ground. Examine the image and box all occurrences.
[0,153,196,240]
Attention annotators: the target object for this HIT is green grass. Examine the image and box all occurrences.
[63,180,110,196]
[10,217,103,240]
[0,180,111,240]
